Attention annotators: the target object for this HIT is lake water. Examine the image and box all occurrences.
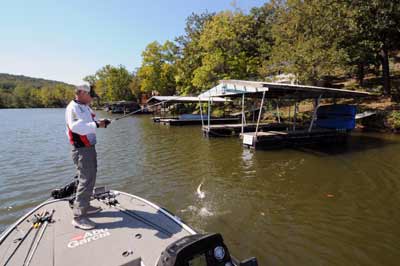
[1,108,400,265]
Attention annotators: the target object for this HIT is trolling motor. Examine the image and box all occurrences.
[157,233,258,266]
[51,176,78,199]
[51,180,111,201]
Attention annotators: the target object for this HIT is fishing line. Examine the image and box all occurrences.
[109,95,215,123]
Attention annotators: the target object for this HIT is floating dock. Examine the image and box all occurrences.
[241,129,348,149]
[202,123,290,137]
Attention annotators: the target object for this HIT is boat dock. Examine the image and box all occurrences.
[241,129,348,149]
[147,95,234,126]
[198,79,373,149]
[202,122,289,137]
[160,117,239,126]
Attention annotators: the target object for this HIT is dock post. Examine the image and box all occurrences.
[255,90,266,137]
[252,102,256,122]
[276,100,281,123]
[207,97,211,131]
[308,94,322,132]
[241,93,245,135]
[293,101,298,131]
[199,98,205,135]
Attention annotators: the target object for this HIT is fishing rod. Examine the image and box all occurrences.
[107,95,212,123]
[112,100,167,121]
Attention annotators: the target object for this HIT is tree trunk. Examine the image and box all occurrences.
[357,62,364,87]
[380,46,391,95]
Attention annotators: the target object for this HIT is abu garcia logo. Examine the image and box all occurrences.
[67,228,111,248]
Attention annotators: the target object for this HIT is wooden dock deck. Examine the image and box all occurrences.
[202,123,289,137]
[241,128,349,149]
[159,117,239,126]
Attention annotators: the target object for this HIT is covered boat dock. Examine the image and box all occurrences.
[147,95,238,126]
[199,80,373,149]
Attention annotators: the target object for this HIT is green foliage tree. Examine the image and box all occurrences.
[269,0,352,85]
[272,1,353,85]
[129,71,141,102]
[250,2,277,78]
[175,12,215,95]
[137,41,178,95]
[0,89,15,108]
[348,0,400,95]
[13,85,31,107]
[86,65,133,102]
[0,74,74,108]
[192,11,261,90]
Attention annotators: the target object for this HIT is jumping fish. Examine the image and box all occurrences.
[196,180,205,199]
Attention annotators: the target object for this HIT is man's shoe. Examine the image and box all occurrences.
[72,217,96,230]
[87,205,102,215]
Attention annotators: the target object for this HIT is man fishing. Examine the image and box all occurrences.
[65,84,110,230]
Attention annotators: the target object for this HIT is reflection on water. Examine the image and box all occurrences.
[1,109,400,265]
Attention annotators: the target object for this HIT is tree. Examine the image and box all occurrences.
[192,11,261,90]
[13,85,31,107]
[90,65,133,102]
[83,75,97,86]
[349,0,400,95]
[29,88,44,107]
[129,71,141,102]
[269,0,350,85]
[0,89,14,108]
[175,12,215,95]
[137,41,178,95]
[249,2,277,78]
[40,86,57,107]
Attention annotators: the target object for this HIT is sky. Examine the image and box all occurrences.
[0,0,266,85]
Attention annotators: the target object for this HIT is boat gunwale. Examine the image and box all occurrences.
[0,198,65,245]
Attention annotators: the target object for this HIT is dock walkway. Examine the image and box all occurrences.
[241,128,348,149]
[202,123,289,137]
[159,117,239,126]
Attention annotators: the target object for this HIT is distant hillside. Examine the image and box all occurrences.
[0,73,75,108]
[0,73,73,90]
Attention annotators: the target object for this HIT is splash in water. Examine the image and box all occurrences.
[196,180,205,199]
[199,207,214,217]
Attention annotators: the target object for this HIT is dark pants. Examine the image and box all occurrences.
[72,146,97,218]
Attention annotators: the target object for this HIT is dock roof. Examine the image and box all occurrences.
[198,80,373,99]
[147,95,229,104]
